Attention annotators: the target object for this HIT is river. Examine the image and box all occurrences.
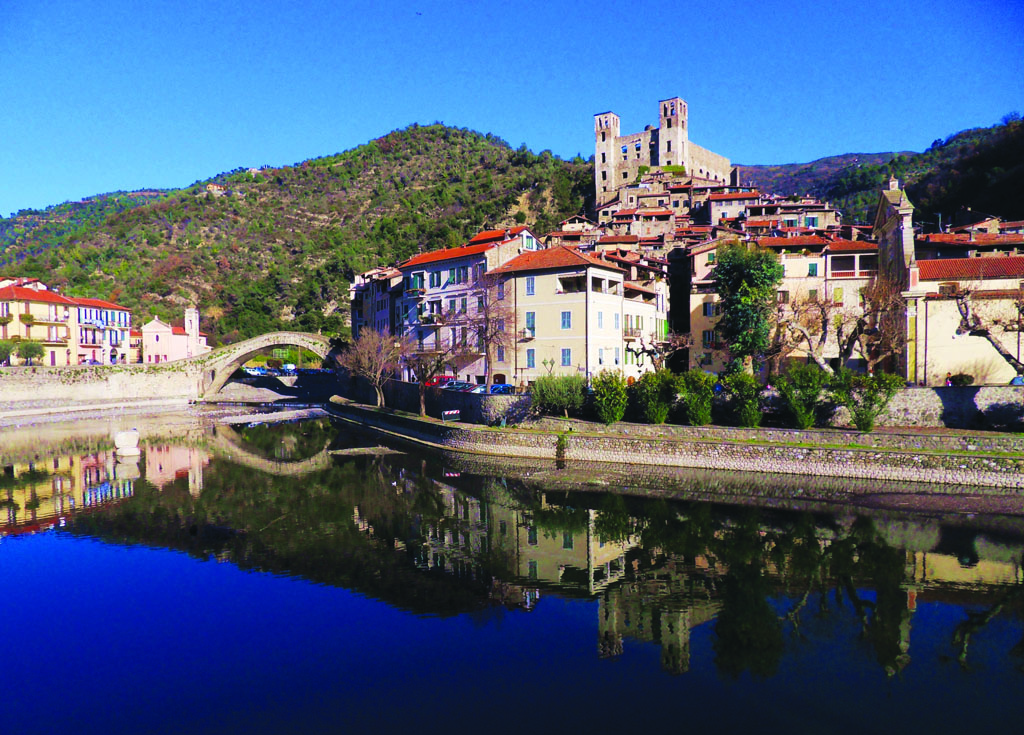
[2,408,1022,734]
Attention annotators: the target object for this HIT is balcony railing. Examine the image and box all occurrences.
[623,327,642,340]
[829,269,877,279]
[404,287,426,298]
[519,328,535,340]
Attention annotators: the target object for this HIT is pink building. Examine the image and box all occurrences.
[141,308,210,363]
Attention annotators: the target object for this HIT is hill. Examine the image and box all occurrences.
[738,116,1024,225]
[0,125,592,342]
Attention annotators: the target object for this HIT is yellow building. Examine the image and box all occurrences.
[491,245,669,385]
[0,282,78,366]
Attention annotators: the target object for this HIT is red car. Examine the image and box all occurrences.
[424,375,456,387]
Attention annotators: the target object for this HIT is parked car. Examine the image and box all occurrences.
[490,383,515,394]
[1010,375,1024,386]
[442,381,474,391]
[425,375,456,387]
[468,384,489,394]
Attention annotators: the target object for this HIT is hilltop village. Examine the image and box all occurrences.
[352,97,1024,388]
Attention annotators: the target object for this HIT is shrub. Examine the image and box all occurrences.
[828,369,904,432]
[591,370,629,425]
[775,364,830,429]
[0,340,13,365]
[635,369,680,424]
[532,374,586,417]
[722,372,763,427]
[15,339,44,366]
[679,370,716,425]
[949,373,975,387]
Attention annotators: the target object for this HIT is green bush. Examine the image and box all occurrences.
[16,339,44,365]
[828,369,904,432]
[635,369,680,424]
[722,372,763,427]
[0,340,13,365]
[949,373,975,386]
[532,374,586,417]
[679,370,716,425]
[775,363,830,429]
[591,370,628,425]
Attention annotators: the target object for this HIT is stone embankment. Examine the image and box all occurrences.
[326,397,1024,490]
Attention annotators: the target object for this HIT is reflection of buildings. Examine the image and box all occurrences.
[144,445,209,497]
[1,451,136,536]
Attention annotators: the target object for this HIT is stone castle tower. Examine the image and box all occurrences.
[594,97,731,206]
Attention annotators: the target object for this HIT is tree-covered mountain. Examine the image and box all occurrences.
[738,116,1024,225]
[0,125,592,343]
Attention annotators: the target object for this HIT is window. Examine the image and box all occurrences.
[702,329,715,348]
[497,281,505,299]
[458,266,469,283]
[806,216,818,228]
[429,271,441,288]
[474,264,485,281]
[667,140,672,152]
[622,171,628,179]
[526,348,535,368]
[460,297,467,313]
[477,296,484,312]
[777,290,789,304]
[614,347,620,366]
[448,267,456,284]
[561,311,571,329]
[525,276,535,295]
[528,560,538,579]
[447,297,456,313]
[597,311,604,329]
[561,348,571,366]
[525,311,536,336]
[601,152,606,163]
[528,526,538,545]
[614,313,620,330]
[833,287,844,304]
[808,263,818,277]
[601,170,607,181]
[702,302,715,317]
[707,252,716,264]
[598,348,604,365]
[562,532,574,550]
[808,289,818,301]
[496,345,505,362]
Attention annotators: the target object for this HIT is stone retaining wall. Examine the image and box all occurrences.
[327,399,1024,490]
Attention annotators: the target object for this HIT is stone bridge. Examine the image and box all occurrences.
[206,424,335,476]
[194,331,337,398]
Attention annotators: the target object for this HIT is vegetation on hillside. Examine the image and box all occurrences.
[0,124,592,343]
[740,115,1024,225]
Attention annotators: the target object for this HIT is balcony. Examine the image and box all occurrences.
[420,313,444,326]
[829,269,877,279]
[404,287,426,298]
[623,327,642,340]
[519,328,535,341]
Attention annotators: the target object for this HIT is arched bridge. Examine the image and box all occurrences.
[206,424,335,476]
[193,331,337,398]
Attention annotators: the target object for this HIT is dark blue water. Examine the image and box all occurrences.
[2,418,1022,734]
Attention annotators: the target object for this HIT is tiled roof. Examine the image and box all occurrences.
[825,240,878,252]
[624,281,656,294]
[467,225,530,244]
[755,236,828,248]
[400,242,496,268]
[0,285,77,305]
[490,246,624,275]
[598,235,640,244]
[918,233,1024,244]
[918,256,1024,281]
[637,207,673,216]
[999,220,1024,229]
[709,192,760,201]
[73,296,130,311]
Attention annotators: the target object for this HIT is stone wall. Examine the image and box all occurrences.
[326,399,1024,489]
[0,362,203,414]
[878,385,1024,430]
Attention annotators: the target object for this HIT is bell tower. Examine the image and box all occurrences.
[658,97,687,170]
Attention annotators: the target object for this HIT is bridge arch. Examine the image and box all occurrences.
[198,331,335,398]
[207,424,335,476]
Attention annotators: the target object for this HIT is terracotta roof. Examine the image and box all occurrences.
[400,242,496,268]
[0,285,77,305]
[709,192,760,201]
[999,220,1024,229]
[918,233,1024,244]
[755,236,828,248]
[73,296,130,311]
[624,281,656,294]
[613,209,639,217]
[918,256,1024,281]
[598,235,640,244]
[637,207,673,217]
[825,240,878,253]
[467,225,530,245]
[490,246,624,275]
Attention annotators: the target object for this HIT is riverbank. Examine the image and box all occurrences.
[326,396,1024,490]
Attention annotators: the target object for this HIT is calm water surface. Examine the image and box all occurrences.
[2,414,1022,734]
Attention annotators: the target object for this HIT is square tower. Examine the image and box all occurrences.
[594,111,620,203]
[658,97,688,169]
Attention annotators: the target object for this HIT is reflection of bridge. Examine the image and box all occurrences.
[206,424,334,476]
[195,331,335,398]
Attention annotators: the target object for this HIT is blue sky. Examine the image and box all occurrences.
[1,0,1022,216]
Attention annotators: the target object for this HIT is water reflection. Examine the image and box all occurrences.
[5,415,1024,683]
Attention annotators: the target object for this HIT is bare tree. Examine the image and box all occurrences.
[953,285,1024,376]
[337,328,411,407]
[627,331,692,371]
[459,272,515,388]
[403,314,479,416]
